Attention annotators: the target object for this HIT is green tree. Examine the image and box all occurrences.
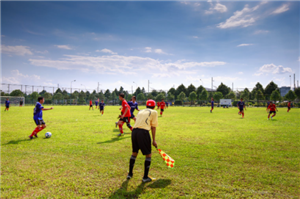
[151,90,158,97]
[285,90,297,101]
[226,91,236,100]
[187,84,196,96]
[177,92,186,104]
[104,89,111,98]
[189,91,197,105]
[167,93,175,101]
[168,88,176,96]
[155,93,165,102]
[264,81,278,100]
[39,90,47,96]
[199,89,208,104]
[175,84,187,99]
[126,94,133,101]
[134,87,141,96]
[196,85,205,99]
[270,90,281,102]
[216,83,231,97]
[213,92,223,103]
[55,88,62,94]
[10,89,24,97]
[137,93,145,101]
[294,87,300,100]
[146,93,153,100]
[31,92,39,102]
[44,92,52,101]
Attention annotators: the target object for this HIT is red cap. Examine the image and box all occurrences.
[146,99,156,107]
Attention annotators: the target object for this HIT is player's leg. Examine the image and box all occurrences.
[241,109,244,118]
[126,118,133,131]
[160,109,163,116]
[272,111,276,118]
[128,129,138,179]
[34,121,46,137]
[140,130,155,182]
[118,120,125,136]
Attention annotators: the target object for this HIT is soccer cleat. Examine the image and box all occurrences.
[210,110,212,113]
[127,173,133,180]
[268,118,269,120]
[34,134,38,138]
[29,136,33,140]
[142,176,156,183]
[117,133,123,136]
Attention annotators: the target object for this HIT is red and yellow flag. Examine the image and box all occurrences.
[157,148,175,169]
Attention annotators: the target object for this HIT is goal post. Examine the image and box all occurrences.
[1,96,25,106]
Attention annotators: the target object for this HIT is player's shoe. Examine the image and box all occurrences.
[117,133,123,136]
[210,110,212,113]
[29,136,33,140]
[34,134,38,138]
[268,118,269,120]
[142,176,156,183]
[271,116,273,120]
[127,173,133,180]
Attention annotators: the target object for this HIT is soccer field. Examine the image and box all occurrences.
[1,106,299,198]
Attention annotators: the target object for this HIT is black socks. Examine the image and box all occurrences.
[143,157,151,179]
[129,155,136,175]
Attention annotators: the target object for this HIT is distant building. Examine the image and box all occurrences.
[279,86,290,97]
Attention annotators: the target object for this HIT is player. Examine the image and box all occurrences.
[210,97,214,113]
[29,97,53,139]
[89,99,93,110]
[116,93,132,136]
[95,98,99,109]
[267,101,278,119]
[127,99,158,183]
[159,99,166,116]
[287,101,291,112]
[165,101,169,108]
[237,98,246,118]
[127,96,140,122]
[99,100,105,115]
[4,98,10,111]
[157,101,160,110]
[19,99,23,107]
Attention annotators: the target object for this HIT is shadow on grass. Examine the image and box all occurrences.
[97,136,130,144]
[147,179,172,188]
[112,129,131,134]
[2,138,32,145]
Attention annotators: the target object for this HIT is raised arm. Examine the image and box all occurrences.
[42,107,53,111]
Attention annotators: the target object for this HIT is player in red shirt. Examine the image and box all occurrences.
[89,99,94,110]
[157,102,160,110]
[287,101,291,112]
[116,93,132,136]
[159,99,166,116]
[267,101,278,120]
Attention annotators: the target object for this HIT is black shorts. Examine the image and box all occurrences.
[34,119,45,125]
[100,108,104,111]
[288,107,291,110]
[90,105,93,107]
[269,111,276,114]
[239,108,244,112]
[131,128,151,155]
[161,109,164,112]
[6,105,9,108]
[20,102,23,105]
[119,117,130,123]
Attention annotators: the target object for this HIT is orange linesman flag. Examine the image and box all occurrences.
[156,148,175,169]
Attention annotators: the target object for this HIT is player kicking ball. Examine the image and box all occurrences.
[210,97,214,113]
[127,99,158,183]
[116,93,132,136]
[267,101,278,120]
[99,100,105,116]
[29,97,53,139]
[237,98,246,118]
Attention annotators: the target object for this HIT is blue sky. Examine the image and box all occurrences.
[1,1,299,93]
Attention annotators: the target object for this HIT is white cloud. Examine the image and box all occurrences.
[254,30,269,34]
[205,1,227,14]
[237,43,253,47]
[96,49,117,55]
[193,36,198,39]
[217,3,264,29]
[28,54,226,77]
[1,45,33,56]
[145,47,152,53]
[238,72,244,75]
[154,49,167,54]
[54,45,72,50]
[2,70,40,84]
[35,50,48,54]
[272,4,289,14]
[254,63,293,76]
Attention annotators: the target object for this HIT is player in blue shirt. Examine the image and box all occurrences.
[166,102,169,108]
[237,98,246,118]
[99,100,105,116]
[127,96,140,122]
[95,98,99,109]
[210,97,214,113]
[4,98,10,111]
[29,97,53,139]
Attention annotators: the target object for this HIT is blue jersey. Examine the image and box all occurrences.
[166,102,168,106]
[211,101,214,107]
[33,102,43,120]
[127,101,139,114]
[99,103,105,109]
[237,101,245,109]
[95,101,98,105]
[5,100,10,106]
[267,102,270,107]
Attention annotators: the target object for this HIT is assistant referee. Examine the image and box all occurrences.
[127,99,158,183]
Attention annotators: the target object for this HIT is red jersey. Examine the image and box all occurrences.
[121,100,131,117]
[268,104,276,111]
[160,102,166,109]
[157,102,161,107]
[288,102,291,107]
[89,100,92,105]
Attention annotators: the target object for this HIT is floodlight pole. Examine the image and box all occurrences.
[70,80,76,94]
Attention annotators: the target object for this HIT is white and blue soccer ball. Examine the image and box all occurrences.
[45,132,52,138]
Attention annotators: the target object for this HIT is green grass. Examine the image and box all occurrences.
[1,105,299,198]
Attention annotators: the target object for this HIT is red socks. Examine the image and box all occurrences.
[30,126,45,137]
[272,114,275,117]
[119,124,124,134]
[242,112,244,117]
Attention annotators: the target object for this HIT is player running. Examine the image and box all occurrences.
[210,97,214,113]
[159,99,166,116]
[29,97,53,139]
[4,98,10,111]
[267,101,278,120]
[127,96,140,122]
[127,99,158,183]
[287,101,291,112]
[237,98,246,118]
[99,100,105,115]
[89,99,94,110]
[95,98,99,109]
[116,93,132,136]
[166,101,169,108]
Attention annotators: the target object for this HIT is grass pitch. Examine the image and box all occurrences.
[1,105,299,198]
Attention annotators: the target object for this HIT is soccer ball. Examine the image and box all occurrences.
[45,132,52,138]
